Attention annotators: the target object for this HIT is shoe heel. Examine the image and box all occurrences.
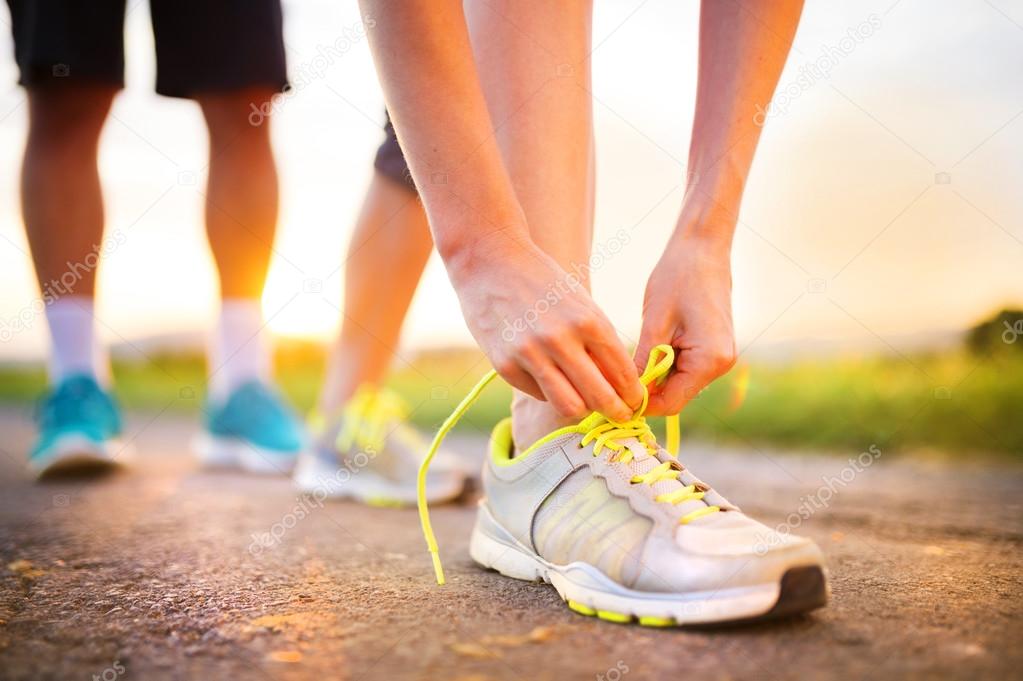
[469,503,547,583]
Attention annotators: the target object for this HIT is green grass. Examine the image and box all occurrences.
[2,344,1020,459]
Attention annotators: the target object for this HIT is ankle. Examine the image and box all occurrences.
[316,375,358,417]
[317,342,387,416]
[510,393,574,454]
[45,297,110,386]
[208,298,271,400]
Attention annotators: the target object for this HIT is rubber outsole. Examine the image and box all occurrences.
[757,565,829,620]
[35,453,121,480]
[193,433,298,475]
[292,451,467,507]
[563,565,828,628]
[29,436,127,480]
[470,503,828,627]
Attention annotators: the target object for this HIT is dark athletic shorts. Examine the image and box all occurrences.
[5,0,288,98]
[374,111,416,194]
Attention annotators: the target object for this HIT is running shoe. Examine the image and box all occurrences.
[294,385,467,505]
[195,381,305,474]
[29,374,124,478]
[418,345,828,626]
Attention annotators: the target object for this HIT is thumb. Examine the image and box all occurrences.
[634,312,673,377]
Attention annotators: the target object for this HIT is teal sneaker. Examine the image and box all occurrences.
[195,381,305,474]
[29,374,125,478]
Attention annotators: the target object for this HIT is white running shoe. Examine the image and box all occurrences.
[294,385,467,506]
[418,345,828,626]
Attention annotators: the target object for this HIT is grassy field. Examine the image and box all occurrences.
[1,344,1020,459]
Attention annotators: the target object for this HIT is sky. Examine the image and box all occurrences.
[0,0,1020,363]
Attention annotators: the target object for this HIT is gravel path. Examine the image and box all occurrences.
[0,408,1020,681]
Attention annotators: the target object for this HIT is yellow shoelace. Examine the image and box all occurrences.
[576,413,718,524]
[417,344,717,585]
[310,385,408,453]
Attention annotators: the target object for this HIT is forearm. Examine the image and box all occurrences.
[678,0,804,246]
[358,0,530,266]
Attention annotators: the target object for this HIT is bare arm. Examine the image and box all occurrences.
[359,1,523,255]
[639,0,804,414]
[359,0,643,421]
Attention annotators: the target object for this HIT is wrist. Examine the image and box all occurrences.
[440,222,535,285]
[683,152,750,217]
[431,195,529,265]
[670,197,738,257]
[425,172,529,263]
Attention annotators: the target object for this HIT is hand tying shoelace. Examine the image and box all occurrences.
[417,344,716,585]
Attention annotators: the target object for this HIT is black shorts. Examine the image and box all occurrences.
[374,111,416,194]
[5,0,288,98]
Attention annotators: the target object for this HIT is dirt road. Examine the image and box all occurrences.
[0,408,1020,681]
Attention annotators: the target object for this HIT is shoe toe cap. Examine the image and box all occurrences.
[632,523,825,594]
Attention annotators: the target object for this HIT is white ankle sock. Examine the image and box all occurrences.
[45,297,109,385]
[208,298,272,401]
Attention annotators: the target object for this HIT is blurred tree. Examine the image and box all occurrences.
[967,308,1023,354]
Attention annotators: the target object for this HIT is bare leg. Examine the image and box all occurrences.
[465,0,596,448]
[318,174,431,415]
[22,86,115,299]
[22,86,117,383]
[198,88,279,299]
[197,88,280,396]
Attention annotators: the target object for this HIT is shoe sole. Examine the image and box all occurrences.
[29,435,128,479]
[193,433,297,475]
[292,455,466,507]
[469,502,828,627]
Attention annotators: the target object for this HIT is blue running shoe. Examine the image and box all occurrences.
[29,374,124,478]
[195,381,305,474]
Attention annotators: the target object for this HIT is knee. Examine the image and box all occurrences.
[199,87,277,144]
[26,86,117,150]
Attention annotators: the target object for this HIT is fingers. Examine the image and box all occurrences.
[496,318,640,421]
[493,285,647,421]
[633,309,672,377]
[644,372,699,416]
[499,353,588,419]
[644,346,737,415]
[550,343,634,422]
[493,360,546,402]
[586,332,645,412]
[540,309,638,421]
